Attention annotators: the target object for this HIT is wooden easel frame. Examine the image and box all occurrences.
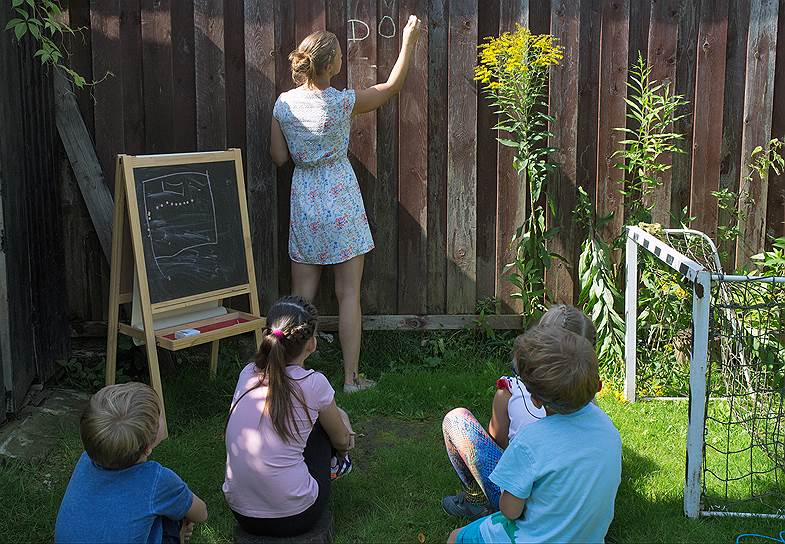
[105,149,263,435]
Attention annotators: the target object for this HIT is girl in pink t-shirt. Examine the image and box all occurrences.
[223,296,354,537]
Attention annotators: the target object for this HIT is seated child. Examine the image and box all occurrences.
[55,382,208,543]
[223,296,355,538]
[447,324,622,544]
[442,305,598,518]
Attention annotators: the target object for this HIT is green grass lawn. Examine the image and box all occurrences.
[1,330,783,543]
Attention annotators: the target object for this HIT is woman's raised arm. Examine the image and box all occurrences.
[353,15,422,115]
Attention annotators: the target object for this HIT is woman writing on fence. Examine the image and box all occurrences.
[270,15,422,393]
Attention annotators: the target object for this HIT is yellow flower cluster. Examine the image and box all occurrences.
[474,24,563,87]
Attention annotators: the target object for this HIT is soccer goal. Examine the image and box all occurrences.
[625,225,785,519]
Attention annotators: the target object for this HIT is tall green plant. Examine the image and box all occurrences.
[4,0,91,87]
[475,26,563,321]
[615,52,687,227]
[575,187,625,380]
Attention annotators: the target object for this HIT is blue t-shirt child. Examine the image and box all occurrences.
[55,452,193,544]
[457,403,622,544]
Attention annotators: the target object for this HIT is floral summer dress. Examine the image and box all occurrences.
[273,87,375,265]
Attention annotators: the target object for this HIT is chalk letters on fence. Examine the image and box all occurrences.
[347,13,398,43]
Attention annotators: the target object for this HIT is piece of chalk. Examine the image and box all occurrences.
[175,328,201,339]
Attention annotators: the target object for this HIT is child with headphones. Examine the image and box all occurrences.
[447,323,621,543]
[441,305,599,519]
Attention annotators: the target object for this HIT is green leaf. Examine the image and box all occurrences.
[12,0,24,7]
[14,23,27,40]
[4,18,23,30]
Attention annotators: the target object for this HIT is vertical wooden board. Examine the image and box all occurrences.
[529,0,551,34]
[671,0,700,222]
[194,0,226,151]
[596,0,629,242]
[225,0,246,155]
[326,0,348,90]
[171,1,197,151]
[627,0,651,65]
[245,0,279,310]
[766,4,785,238]
[295,0,326,42]
[718,1,749,267]
[736,0,779,265]
[399,0,428,314]
[644,0,679,225]
[274,1,295,297]
[347,0,379,311]
[446,0,478,314]
[90,0,124,190]
[475,0,499,304]
[689,0,728,240]
[66,0,95,139]
[427,0,448,313]
[495,0,528,313]
[141,0,175,153]
[120,0,144,154]
[577,0,601,201]
[372,0,399,314]
[547,0,580,304]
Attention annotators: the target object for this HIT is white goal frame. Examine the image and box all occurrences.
[624,225,785,519]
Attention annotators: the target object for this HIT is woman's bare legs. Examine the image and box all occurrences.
[333,255,364,387]
[291,261,322,302]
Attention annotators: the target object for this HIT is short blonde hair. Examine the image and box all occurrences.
[515,325,599,414]
[539,304,596,346]
[80,383,160,469]
[289,31,339,85]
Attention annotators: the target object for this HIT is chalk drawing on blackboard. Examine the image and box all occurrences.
[141,171,218,281]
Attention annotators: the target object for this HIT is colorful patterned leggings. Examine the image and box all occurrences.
[442,407,504,509]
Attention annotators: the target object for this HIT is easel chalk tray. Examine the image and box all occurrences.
[105,149,264,435]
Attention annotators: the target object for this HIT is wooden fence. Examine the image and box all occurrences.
[1,2,71,415]
[60,0,785,324]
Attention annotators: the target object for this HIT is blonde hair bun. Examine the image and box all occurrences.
[289,31,338,85]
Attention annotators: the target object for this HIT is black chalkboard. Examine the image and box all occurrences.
[132,160,248,304]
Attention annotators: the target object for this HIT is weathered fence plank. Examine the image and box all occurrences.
[120,0,144,154]
[689,0,728,240]
[645,0,679,225]
[596,0,629,242]
[548,0,580,304]
[90,0,123,189]
[171,1,196,152]
[66,0,94,138]
[225,0,247,154]
[736,0,779,266]
[195,0,226,150]
[398,0,429,314]
[427,0,448,314]
[373,0,399,314]
[476,0,499,303]
[245,0,279,310]
[495,0,528,314]
[142,0,174,153]
[326,0,348,91]
[446,0,478,314]
[767,4,785,238]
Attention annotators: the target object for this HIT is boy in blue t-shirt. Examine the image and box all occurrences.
[448,325,622,544]
[55,383,208,543]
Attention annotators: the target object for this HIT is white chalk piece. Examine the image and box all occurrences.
[175,328,201,339]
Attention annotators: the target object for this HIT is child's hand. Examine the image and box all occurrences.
[402,15,422,47]
[180,520,194,544]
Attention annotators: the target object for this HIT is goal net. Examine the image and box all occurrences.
[625,226,785,519]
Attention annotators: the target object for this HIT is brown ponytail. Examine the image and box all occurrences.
[289,31,338,85]
[254,295,319,443]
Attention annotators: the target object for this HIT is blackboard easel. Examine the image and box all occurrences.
[105,149,264,435]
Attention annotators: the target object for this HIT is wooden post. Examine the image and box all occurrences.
[624,230,638,403]
[209,340,220,379]
[105,157,126,386]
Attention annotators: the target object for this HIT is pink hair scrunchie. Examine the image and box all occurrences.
[271,328,284,339]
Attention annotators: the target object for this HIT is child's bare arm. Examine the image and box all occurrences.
[499,490,525,520]
[270,118,290,167]
[184,493,208,523]
[353,15,421,114]
[489,388,512,448]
